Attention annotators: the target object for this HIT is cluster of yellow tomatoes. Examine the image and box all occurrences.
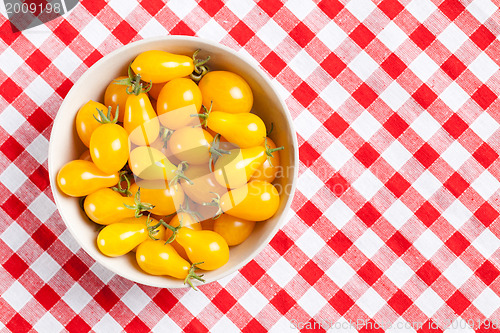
[56,49,284,288]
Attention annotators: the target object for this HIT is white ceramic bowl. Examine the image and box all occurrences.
[48,36,298,288]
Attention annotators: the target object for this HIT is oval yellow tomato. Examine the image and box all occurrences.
[198,71,253,114]
[157,78,202,130]
[169,127,213,165]
[206,111,266,148]
[97,223,148,257]
[84,188,152,225]
[75,100,107,147]
[104,76,128,122]
[180,164,227,205]
[136,240,205,289]
[213,214,255,246]
[57,160,118,197]
[131,51,194,83]
[130,180,184,216]
[89,123,129,174]
[124,92,159,146]
[220,180,280,221]
[176,228,229,271]
[128,146,177,180]
[213,146,267,189]
[121,215,166,242]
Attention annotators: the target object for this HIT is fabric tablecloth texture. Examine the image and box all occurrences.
[1,0,500,332]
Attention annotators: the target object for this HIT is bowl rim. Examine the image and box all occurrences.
[48,35,299,288]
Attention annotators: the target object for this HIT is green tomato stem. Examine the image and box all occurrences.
[209,133,231,172]
[190,49,210,83]
[146,214,161,240]
[123,187,155,218]
[93,106,119,124]
[202,192,223,219]
[112,171,132,196]
[169,161,193,187]
[184,262,205,290]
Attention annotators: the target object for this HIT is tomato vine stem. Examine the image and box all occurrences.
[112,171,132,196]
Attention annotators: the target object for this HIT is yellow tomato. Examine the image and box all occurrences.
[198,71,253,114]
[104,76,128,122]
[169,127,213,165]
[89,123,129,174]
[213,146,267,189]
[130,180,184,216]
[250,137,281,183]
[206,111,266,148]
[121,216,166,242]
[97,223,149,257]
[75,100,107,147]
[220,180,280,221]
[136,240,205,289]
[157,78,202,130]
[128,146,177,180]
[84,188,153,225]
[213,214,255,246]
[176,228,229,271]
[180,164,227,205]
[57,160,118,197]
[124,92,159,146]
[131,51,194,83]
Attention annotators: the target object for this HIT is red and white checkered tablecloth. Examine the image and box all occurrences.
[1,0,500,331]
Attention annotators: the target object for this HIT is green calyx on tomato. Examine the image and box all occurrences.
[195,102,212,127]
[264,138,284,166]
[159,126,174,149]
[202,191,223,219]
[159,198,203,244]
[196,103,233,170]
[159,218,181,244]
[184,262,205,290]
[189,49,210,83]
[123,187,155,218]
[168,161,193,187]
[208,133,232,172]
[93,105,119,125]
[144,214,164,241]
[114,63,152,96]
